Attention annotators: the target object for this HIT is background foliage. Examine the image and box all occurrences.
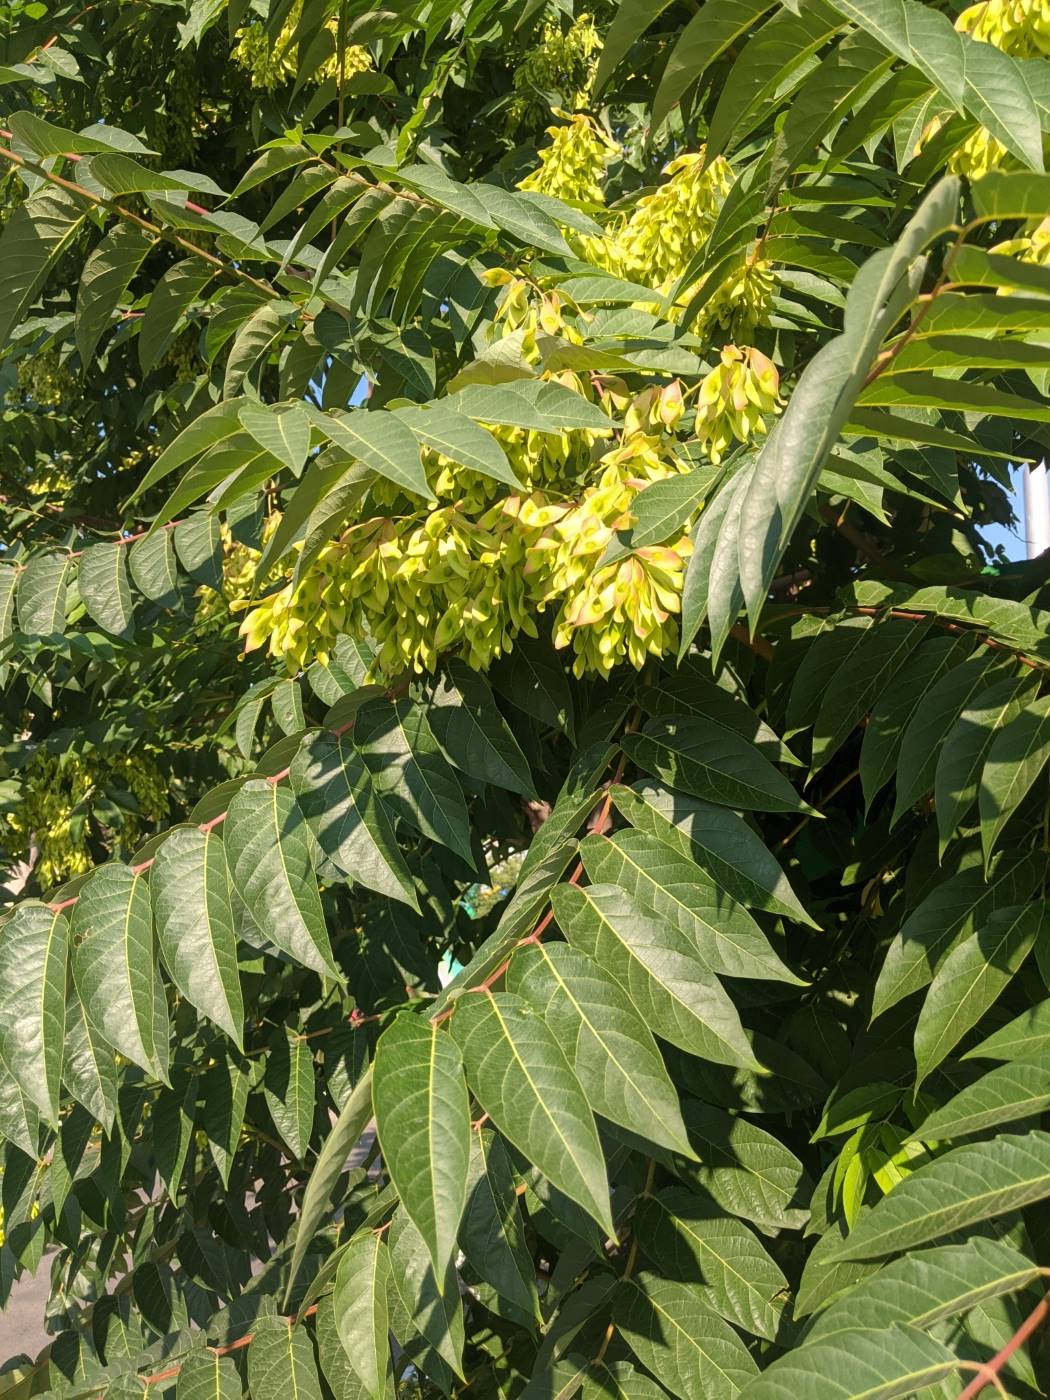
[2,0,1050,1396]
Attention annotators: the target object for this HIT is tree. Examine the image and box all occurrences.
[0,0,1049,1394]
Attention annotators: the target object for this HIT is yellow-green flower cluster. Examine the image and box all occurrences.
[518,114,619,206]
[596,151,735,292]
[918,0,1050,176]
[239,381,698,680]
[696,259,777,340]
[233,2,372,91]
[509,14,602,130]
[991,214,1050,270]
[7,751,169,887]
[956,0,1050,54]
[695,346,783,464]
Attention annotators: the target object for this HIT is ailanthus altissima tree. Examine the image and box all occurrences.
[3,0,1050,1394]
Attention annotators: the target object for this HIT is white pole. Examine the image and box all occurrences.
[1023,461,1050,559]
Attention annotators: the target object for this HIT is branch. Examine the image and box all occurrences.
[956,1288,1050,1399]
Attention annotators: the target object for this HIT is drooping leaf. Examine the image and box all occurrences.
[507,942,693,1158]
[978,693,1050,869]
[614,1274,759,1400]
[76,542,135,639]
[427,661,536,797]
[834,1129,1050,1260]
[17,552,71,636]
[355,699,474,866]
[553,882,759,1072]
[373,1014,470,1282]
[151,827,243,1046]
[70,863,168,1082]
[333,1232,393,1400]
[0,903,67,1122]
[263,1026,315,1161]
[460,1126,541,1324]
[634,1189,789,1340]
[913,901,1048,1084]
[451,989,614,1238]
[290,730,419,908]
[387,1207,466,1380]
[224,778,339,979]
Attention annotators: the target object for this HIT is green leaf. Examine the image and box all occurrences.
[396,404,520,489]
[177,1347,241,1400]
[676,1100,812,1232]
[451,989,614,1239]
[979,693,1050,869]
[553,882,758,1072]
[285,1066,374,1308]
[737,177,961,630]
[738,1325,960,1400]
[634,1189,788,1341]
[805,1237,1042,1342]
[263,1027,315,1161]
[374,1014,470,1283]
[445,380,614,435]
[0,903,67,1122]
[75,224,151,367]
[910,1054,1050,1143]
[135,400,243,498]
[611,782,817,927]
[614,1274,758,1400]
[600,468,715,568]
[859,633,974,810]
[17,552,71,635]
[652,0,777,135]
[914,902,1048,1084]
[0,190,87,349]
[247,1316,323,1400]
[965,998,1050,1064]
[489,633,576,739]
[224,778,339,980]
[583,1361,671,1400]
[506,942,693,1158]
[174,511,222,588]
[355,699,473,866]
[427,661,536,797]
[290,730,419,908]
[593,0,675,92]
[388,1207,465,1380]
[578,829,804,985]
[871,849,1044,1020]
[239,400,312,476]
[199,1048,250,1185]
[154,1069,196,1199]
[623,717,812,814]
[334,1232,393,1400]
[935,673,1038,854]
[460,1126,541,1324]
[70,864,168,1082]
[128,527,179,608]
[469,184,572,258]
[77,542,135,639]
[151,828,243,1046]
[138,259,216,374]
[315,1293,367,1400]
[62,994,117,1132]
[833,1129,1050,1261]
[810,619,926,773]
[307,405,430,500]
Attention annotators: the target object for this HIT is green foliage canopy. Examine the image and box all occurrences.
[2,0,1050,1396]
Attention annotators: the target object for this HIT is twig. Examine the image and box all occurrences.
[956,1288,1050,1399]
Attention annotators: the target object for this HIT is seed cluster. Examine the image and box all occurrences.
[240,121,785,681]
[7,751,169,886]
